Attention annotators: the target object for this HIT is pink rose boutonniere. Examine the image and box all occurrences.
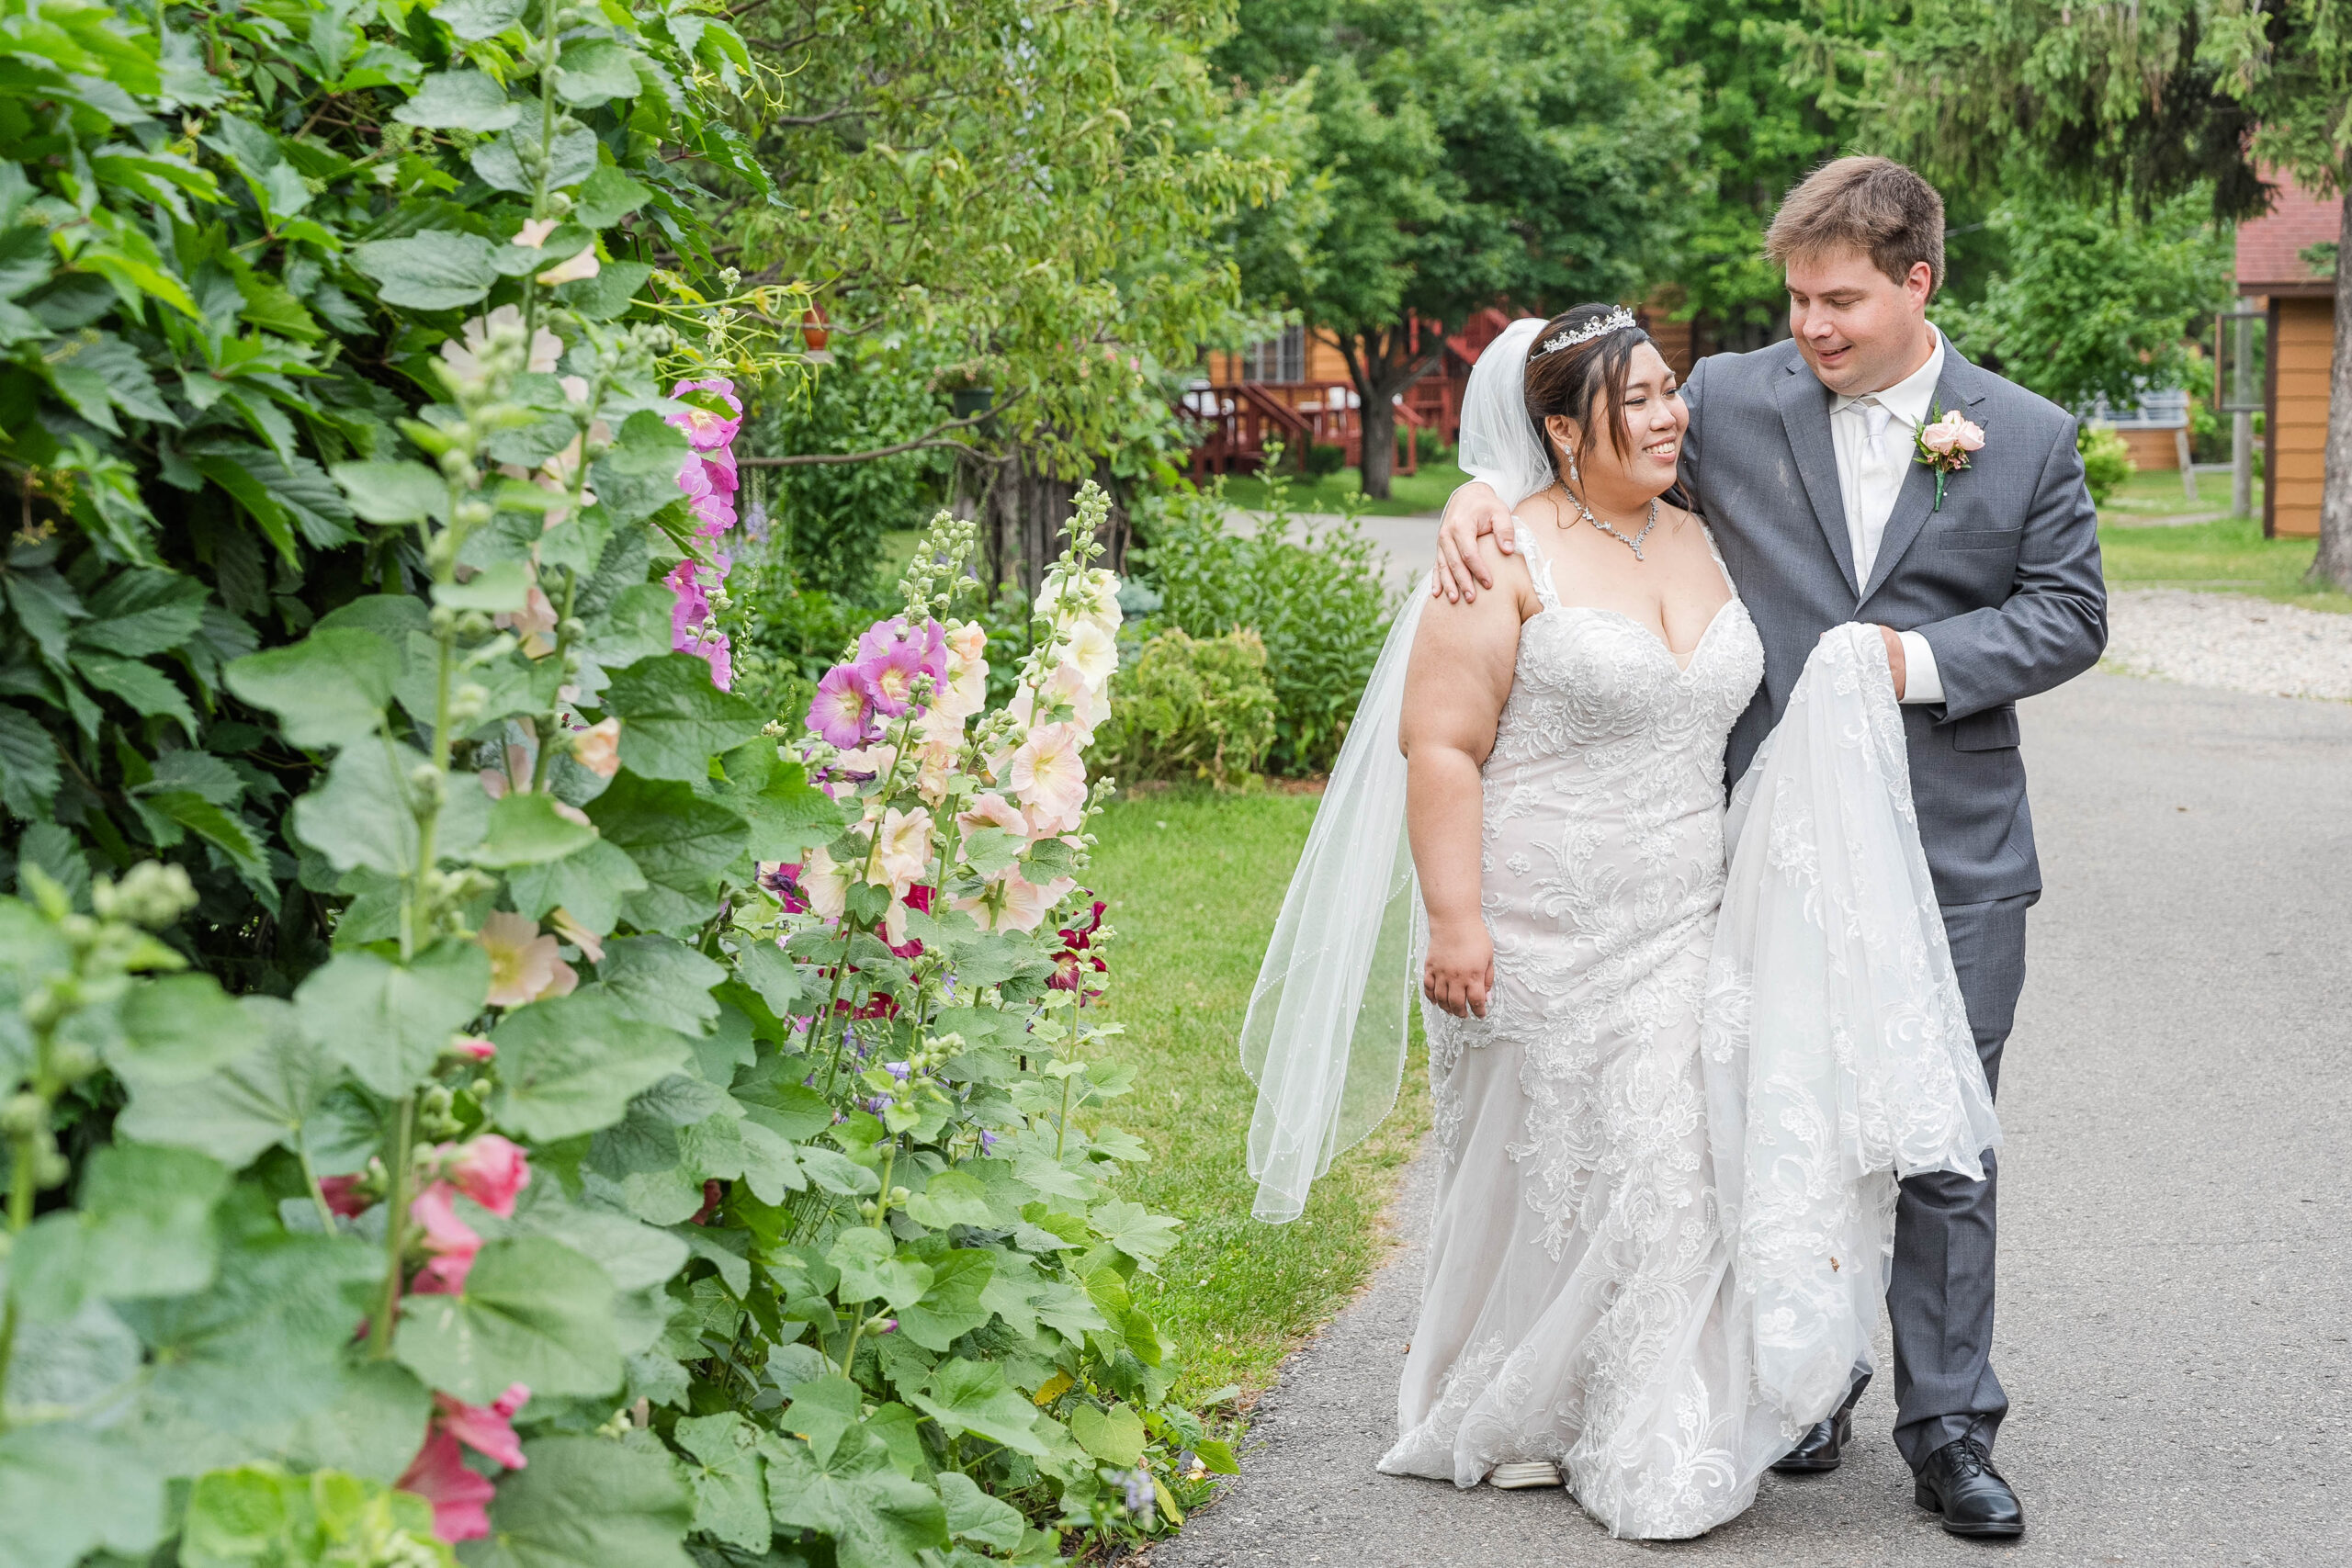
[1914,403,1986,511]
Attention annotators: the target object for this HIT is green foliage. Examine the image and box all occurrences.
[2077,424,2137,506]
[1136,470,1392,776]
[0,0,1213,1557]
[1940,191,2234,412]
[1096,630,1280,788]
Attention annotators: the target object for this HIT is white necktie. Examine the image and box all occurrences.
[1860,396,1894,467]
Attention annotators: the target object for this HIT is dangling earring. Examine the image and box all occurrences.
[1564,440,1581,491]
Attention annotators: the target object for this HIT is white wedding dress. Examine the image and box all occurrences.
[1374,521,1787,1534]
[1241,318,2000,1540]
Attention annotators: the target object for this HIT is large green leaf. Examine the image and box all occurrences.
[225,627,400,748]
[0,1427,166,1568]
[583,772,746,931]
[288,738,425,877]
[552,39,643,107]
[350,231,497,311]
[1067,1401,1147,1467]
[828,1229,933,1313]
[601,654,764,782]
[1089,1199,1182,1264]
[904,1358,1050,1458]
[488,991,691,1141]
[394,1236,620,1403]
[476,790,600,867]
[8,1145,229,1319]
[594,935,724,1034]
[465,1435,694,1568]
[294,942,491,1098]
[761,1426,947,1568]
[329,460,447,525]
[936,1471,1023,1551]
[116,995,334,1166]
[894,1247,994,1352]
[119,1225,384,1435]
[503,837,647,936]
[113,971,250,1080]
[260,1360,435,1486]
[74,651,195,739]
[673,1412,769,1552]
[715,741,845,863]
[73,567,206,657]
[394,69,521,130]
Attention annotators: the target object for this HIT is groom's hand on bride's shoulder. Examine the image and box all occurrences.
[1433,481,1516,604]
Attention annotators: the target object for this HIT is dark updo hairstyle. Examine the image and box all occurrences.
[1521,303,1655,485]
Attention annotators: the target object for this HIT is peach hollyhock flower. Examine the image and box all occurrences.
[957,870,1078,933]
[536,245,599,286]
[441,304,561,381]
[514,218,559,249]
[1023,795,1085,840]
[548,906,604,963]
[875,806,934,895]
[408,1179,481,1295]
[1010,722,1087,819]
[572,716,621,779]
[944,620,989,664]
[1010,662,1103,738]
[477,910,566,1007]
[958,791,1028,839]
[1035,567,1122,636]
[798,844,854,923]
[443,1134,531,1217]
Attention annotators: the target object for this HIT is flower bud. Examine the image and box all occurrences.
[0,1092,46,1137]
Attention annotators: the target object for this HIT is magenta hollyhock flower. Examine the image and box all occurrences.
[703,444,739,495]
[397,1427,496,1541]
[435,1383,531,1470]
[668,378,742,451]
[443,1134,530,1218]
[854,616,947,717]
[664,558,735,690]
[808,662,876,747]
[318,1175,371,1218]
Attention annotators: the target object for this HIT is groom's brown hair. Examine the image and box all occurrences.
[1765,156,1946,298]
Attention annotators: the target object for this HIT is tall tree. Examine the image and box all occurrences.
[1869,0,2352,587]
[1221,0,1701,496]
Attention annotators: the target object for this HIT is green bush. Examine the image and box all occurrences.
[1302,441,1348,479]
[2079,422,2138,505]
[1134,470,1393,776]
[1096,628,1279,787]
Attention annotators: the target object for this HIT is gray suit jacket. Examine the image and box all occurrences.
[1680,338,2108,907]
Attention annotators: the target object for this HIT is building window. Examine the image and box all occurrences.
[1241,324,1306,382]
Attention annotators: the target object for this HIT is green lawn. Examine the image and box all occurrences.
[1082,785,1430,1407]
[1218,459,1468,517]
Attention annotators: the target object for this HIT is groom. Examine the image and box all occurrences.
[1430,156,2107,1539]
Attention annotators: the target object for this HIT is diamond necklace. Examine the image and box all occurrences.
[1559,485,1660,560]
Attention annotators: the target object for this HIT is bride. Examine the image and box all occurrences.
[1239,306,2001,1539]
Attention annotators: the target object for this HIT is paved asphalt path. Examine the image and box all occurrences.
[1149,671,2352,1568]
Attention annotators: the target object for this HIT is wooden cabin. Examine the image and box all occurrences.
[2235,178,2342,538]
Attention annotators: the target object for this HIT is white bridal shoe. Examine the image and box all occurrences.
[1488,1461,1564,1490]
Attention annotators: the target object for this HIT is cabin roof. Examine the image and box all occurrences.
[2235,175,2342,290]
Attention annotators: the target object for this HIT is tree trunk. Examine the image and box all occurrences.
[1359,391,1397,499]
[2309,163,2352,591]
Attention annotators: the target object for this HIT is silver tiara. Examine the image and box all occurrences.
[1533,306,1637,357]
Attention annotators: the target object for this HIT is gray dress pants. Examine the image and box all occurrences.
[1839,892,2033,1469]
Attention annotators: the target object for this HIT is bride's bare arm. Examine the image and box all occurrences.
[1399,536,1525,1018]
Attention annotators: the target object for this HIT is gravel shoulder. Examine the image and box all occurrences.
[1148,671,2352,1568]
[2105,588,2352,702]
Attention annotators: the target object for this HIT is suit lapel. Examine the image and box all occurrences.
[1860,347,1995,603]
[1773,358,1859,598]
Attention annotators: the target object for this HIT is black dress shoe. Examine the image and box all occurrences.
[1770,1406,1853,1474]
[1913,1436,2025,1539]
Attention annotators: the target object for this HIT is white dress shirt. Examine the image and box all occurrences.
[1828,330,1946,705]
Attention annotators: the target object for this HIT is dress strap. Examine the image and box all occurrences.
[1512,520,1562,611]
[1696,519,1737,599]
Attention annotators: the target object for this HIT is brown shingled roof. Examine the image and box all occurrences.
[2235,174,2343,288]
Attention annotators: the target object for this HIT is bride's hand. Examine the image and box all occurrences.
[1422,920,1494,1019]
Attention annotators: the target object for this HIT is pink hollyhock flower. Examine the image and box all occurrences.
[702,444,739,496]
[408,1180,481,1295]
[476,910,564,1008]
[684,630,732,691]
[1023,795,1085,840]
[668,378,743,451]
[808,662,876,748]
[397,1427,496,1542]
[665,558,712,639]
[944,620,989,663]
[572,716,621,779]
[957,870,1077,933]
[536,245,599,287]
[435,1383,531,1471]
[548,906,604,963]
[495,583,559,659]
[444,1134,531,1218]
[441,305,561,383]
[513,218,559,249]
[451,1036,496,1063]
[319,1175,372,1218]
[1010,722,1088,822]
[797,844,854,924]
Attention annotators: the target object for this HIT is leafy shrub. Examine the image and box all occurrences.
[1302,442,1348,479]
[0,0,1214,1554]
[2079,422,2137,505]
[1095,628,1279,788]
[1135,471,1393,775]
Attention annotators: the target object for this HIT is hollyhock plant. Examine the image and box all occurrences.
[477,910,573,1008]
[435,1384,531,1470]
[808,662,876,748]
[442,1134,531,1217]
[669,378,743,451]
[571,716,621,778]
[397,1427,496,1542]
[661,378,742,685]
[408,1180,481,1295]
